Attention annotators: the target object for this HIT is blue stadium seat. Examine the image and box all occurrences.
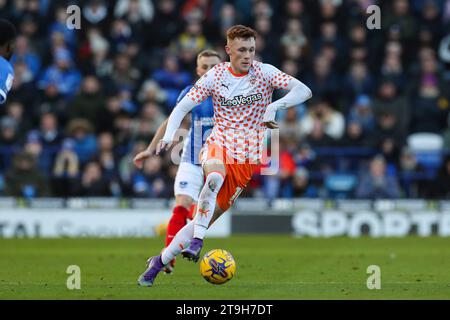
[415,152,443,171]
[324,174,357,199]
[407,133,444,174]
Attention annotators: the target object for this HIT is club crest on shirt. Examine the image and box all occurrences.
[179,181,188,188]
[250,76,257,85]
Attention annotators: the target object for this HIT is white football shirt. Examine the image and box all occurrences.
[186,61,292,162]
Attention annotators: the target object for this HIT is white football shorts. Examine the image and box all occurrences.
[174,161,204,201]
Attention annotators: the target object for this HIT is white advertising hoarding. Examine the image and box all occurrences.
[292,210,450,237]
[0,209,231,238]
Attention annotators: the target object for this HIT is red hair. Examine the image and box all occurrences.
[226,25,257,41]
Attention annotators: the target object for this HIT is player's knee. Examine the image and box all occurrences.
[203,159,225,175]
[205,171,225,193]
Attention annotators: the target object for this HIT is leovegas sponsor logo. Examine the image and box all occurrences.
[219,93,263,107]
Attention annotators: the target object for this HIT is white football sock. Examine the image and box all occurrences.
[193,171,225,240]
[161,220,195,265]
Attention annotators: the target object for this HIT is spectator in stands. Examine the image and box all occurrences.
[368,111,406,166]
[112,110,134,149]
[10,35,41,80]
[290,167,318,198]
[105,53,141,92]
[382,0,417,51]
[49,6,78,50]
[217,3,238,39]
[51,138,80,197]
[23,131,53,175]
[8,55,38,108]
[262,135,297,199]
[300,98,345,140]
[134,101,165,139]
[95,132,118,180]
[171,19,209,68]
[131,156,171,198]
[280,58,303,80]
[69,75,106,125]
[379,41,406,91]
[0,117,20,147]
[340,120,367,147]
[443,113,450,150]
[109,18,133,53]
[444,0,450,28]
[148,0,180,49]
[114,0,154,38]
[66,118,98,165]
[4,151,50,197]
[429,155,450,198]
[36,112,63,149]
[72,160,112,197]
[355,155,401,199]
[439,32,450,78]
[0,117,20,172]
[410,70,449,134]
[343,62,374,112]
[82,0,110,32]
[280,18,308,58]
[282,0,310,36]
[137,79,167,107]
[304,119,336,148]
[313,20,345,61]
[398,145,428,197]
[348,95,375,133]
[419,0,443,48]
[399,146,423,174]
[293,142,316,169]
[96,95,123,134]
[347,23,373,64]
[96,131,122,197]
[279,107,303,140]
[372,80,409,134]
[151,54,192,111]
[17,15,41,53]
[119,139,148,193]
[38,48,82,98]
[305,55,339,99]
[85,27,111,75]
[5,101,31,135]
[253,16,279,64]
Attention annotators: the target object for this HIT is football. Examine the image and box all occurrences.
[199,249,236,285]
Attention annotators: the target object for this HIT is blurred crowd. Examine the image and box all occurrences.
[0,0,449,200]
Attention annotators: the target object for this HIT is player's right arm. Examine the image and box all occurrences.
[133,118,169,169]
[157,69,214,154]
[133,86,193,169]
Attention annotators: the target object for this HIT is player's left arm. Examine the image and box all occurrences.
[262,65,312,128]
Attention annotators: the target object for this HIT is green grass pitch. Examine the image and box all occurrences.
[1,236,450,299]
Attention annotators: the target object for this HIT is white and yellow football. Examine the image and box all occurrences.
[199,249,236,285]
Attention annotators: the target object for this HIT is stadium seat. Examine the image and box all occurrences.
[324,174,357,199]
[407,133,444,151]
[407,133,444,172]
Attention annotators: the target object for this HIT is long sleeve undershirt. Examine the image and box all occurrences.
[262,78,312,123]
[162,77,312,142]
